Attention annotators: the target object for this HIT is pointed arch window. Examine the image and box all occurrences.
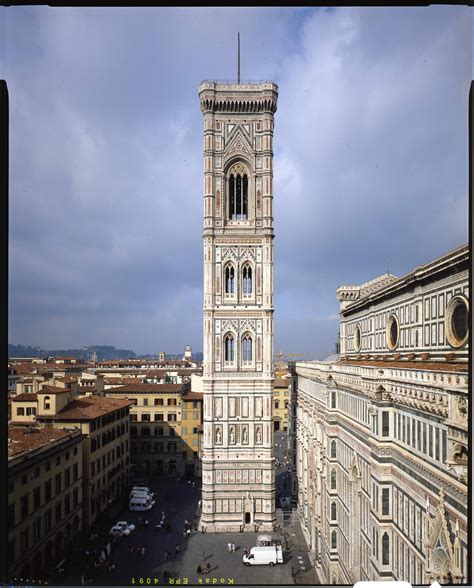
[242,264,252,296]
[228,169,248,220]
[330,440,337,459]
[331,530,337,549]
[330,468,337,490]
[224,334,235,363]
[382,532,390,565]
[331,501,337,521]
[242,334,253,364]
[225,265,235,295]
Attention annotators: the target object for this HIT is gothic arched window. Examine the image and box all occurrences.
[224,334,235,363]
[228,166,248,220]
[225,265,235,295]
[331,530,337,549]
[382,532,390,565]
[242,334,253,363]
[331,501,337,521]
[330,440,337,458]
[330,468,337,489]
[242,264,252,296]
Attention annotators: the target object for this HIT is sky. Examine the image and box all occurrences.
[3,6,471,356]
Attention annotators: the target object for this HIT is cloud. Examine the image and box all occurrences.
[6,6,470,354]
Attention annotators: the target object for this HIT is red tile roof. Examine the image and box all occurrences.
[39,385,70,394]
[274,378,291,387]
[11,393,38,402]
[38,396,134,421]
[338,359,467,373]
[106,383,184,394]
[183,391,204,401]
[8,426,79,458]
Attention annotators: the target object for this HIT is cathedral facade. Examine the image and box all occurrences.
[199,81,278,531]
[292,244,469,584]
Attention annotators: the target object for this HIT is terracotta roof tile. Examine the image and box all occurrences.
[106,383,184,394]
[38,396,133,421]
[338,359,467,373]
[39,385,70,394]
[183,391,203,401]
[11,393,38,402]
[8,426,79,458]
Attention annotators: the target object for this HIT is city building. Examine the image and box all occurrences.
[31,391,133,529]
[292,244,469,584]
[199,80,278,531]
[8,425,85,581]
[273,377,291,432]
[105,382,202,477]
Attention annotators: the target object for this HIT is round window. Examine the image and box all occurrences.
[386,315,399,350]
[446,296,469,348]
[354,325,362,352]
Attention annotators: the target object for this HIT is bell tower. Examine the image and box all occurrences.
[199,81,278,532]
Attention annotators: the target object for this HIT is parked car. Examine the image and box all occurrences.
[110,524,131,537]
[114,521,136,533]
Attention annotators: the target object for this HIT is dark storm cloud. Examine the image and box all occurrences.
[6,6,469,354]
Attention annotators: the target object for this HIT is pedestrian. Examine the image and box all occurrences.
[187,528,191,536]
[196,564,202,574]
[175,543,180,554]
[205,563,211,574]
[232,542,235,552]
[192,481,196,489]
[227,542,232,553]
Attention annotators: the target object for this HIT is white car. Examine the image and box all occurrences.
[115,521,136,533]
[109,525,130,537]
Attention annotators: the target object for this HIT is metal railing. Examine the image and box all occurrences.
[200,79,276,85]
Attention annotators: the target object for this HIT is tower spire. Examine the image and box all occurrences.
[237,32,240,84]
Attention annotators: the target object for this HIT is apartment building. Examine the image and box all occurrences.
[8,426,85,581]
[36,394,133,528]
[273,377,291,432]
[105,382,203,477]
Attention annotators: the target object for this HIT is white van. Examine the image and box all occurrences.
[130,489,153,500]
[243,546,283,566]
[132,486,154,496]
[129,497,154,511]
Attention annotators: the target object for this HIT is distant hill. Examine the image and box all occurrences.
[8,344,203,362]
[8,344,137,361]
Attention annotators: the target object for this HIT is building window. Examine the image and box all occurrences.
[155,398,164,406]
[386,315,399,350]
[331,530,337,549]
[330,440,337,459]
[445,295,469,348]
[225,265,235,294]
[33,518,41,542]
[168,398,177,406]
[228,170,248,220]
[242,264,252,295]
[33,486,41,509]
[354,324,362,352]
[44,395,51,410]
[17,406,25,416]
[331,502,337,521]
[154,413,164,421]
[382,532,390,565]
[168,413,177,422]
[382,488,390,516]
[224,333,235,363]
[20,530,29,554]
[55,501,62,523]
[55,473,62,494]
[382,411,390,437]
[331,391,336,409]
[142,414,151,422]
[242,334,253,363]
[330,468,337,490]
[20,494,29,519]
